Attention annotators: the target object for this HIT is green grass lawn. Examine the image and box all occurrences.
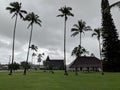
[0,70,120,90]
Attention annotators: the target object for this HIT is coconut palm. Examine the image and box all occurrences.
[30,44,38,65]
[29,44,38,69]
[57,5,74,75]
[32,52,36,65]
[71,20,91,56]
[71,45,89,75]
[92,28,104,75]
[23,12,42,75]
[30,44,38,52]
[37,53,44,69]
[6,2,27,75]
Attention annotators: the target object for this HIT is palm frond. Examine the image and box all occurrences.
[36,21,42,27]
[71,28,79,32]
[92,33,97,37]
[20,10,27,14]
[37,19,42,23]
[84,26,92,31]
[57,14,64,17]
[27,23,32,29]
[71,32,79,37]
[6,7,12,10]
[68,12,74,17]
[73,24,79,29]
[19,13,23,18]
[11,13,17,18]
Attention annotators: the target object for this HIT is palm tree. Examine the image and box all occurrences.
[30,44,38,67]
[71,45,89,75]
[30,44,38,52]
[57,5,74,75]
[37,53,44,69]
[92,28,104,75]
[6,2,27,75]
[71,20,91,56]
[23,12,42,75]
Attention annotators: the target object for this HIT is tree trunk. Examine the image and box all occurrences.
[9,14,18,75]
[98,38,104,75]
[64,16,68,76]
[80,32,82,49]
[75,67,78,75]
[24,25,33,75]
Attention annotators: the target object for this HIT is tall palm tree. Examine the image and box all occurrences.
[71,45,89,75]
[23,12,42,75]
[57,5,74,75]
[92,28,104,75]
[6,2,27,75]
[71,20,91,56]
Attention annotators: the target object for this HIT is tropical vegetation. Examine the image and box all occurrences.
[101,0,120,72]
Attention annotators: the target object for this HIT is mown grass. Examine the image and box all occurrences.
[0,70,120,90]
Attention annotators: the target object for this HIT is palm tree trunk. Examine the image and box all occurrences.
[24,24,33,75]
[31,54,33,69]
[80,32,82,48]
[98,39,104,75]
[64,17,68,76]
[9,14,18,75]
[75,32,81,75]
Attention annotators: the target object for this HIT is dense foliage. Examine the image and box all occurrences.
[101,0,120,72]
[8,62,20,71]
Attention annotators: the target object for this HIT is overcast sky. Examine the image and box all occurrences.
[0,0,120,64]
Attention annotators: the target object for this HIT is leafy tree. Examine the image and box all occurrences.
[20,61,31,70]
[71,20,91,56]
[8,62,20,71]
[101,0,120,72]
[6,2,27,75]
[23,12,42,75]
[57,6,74,75]
[92,28,104,75]
[71,45,89,75]
[71,45,89,57]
